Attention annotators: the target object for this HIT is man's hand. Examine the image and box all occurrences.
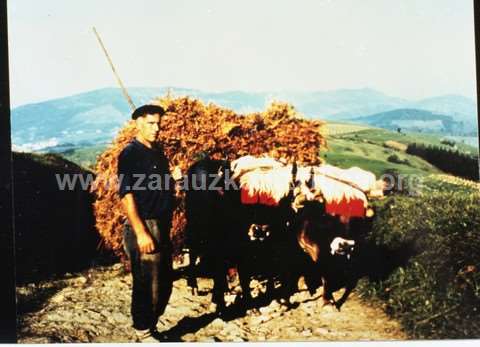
[136,230,156,254]
[120,193,156,254]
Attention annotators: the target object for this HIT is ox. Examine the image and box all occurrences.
[292,165,384,309]
[184,155,385,312]
[183,156,314,311]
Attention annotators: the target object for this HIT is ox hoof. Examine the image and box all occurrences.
[322,299,336,308]
[233,294,251,307]
[209,301,224,313]
[187,278,199,295]
[334,299,346,311]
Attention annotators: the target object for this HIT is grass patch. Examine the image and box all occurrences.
[322,137,440,178]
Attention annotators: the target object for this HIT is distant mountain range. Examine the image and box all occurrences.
[349,108,468,134]
[10,87,478,152]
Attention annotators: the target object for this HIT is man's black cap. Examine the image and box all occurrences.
[131,104,166,120]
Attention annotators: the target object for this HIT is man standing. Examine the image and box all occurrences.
[117,104,174,342]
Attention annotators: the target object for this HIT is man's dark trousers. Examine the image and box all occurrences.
[123,219,173,330]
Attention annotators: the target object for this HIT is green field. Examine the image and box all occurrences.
[322,136,441,177]
[321,122,478,178]
[328,124,478,154]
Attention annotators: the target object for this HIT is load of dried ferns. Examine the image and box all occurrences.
[91,95,326,258]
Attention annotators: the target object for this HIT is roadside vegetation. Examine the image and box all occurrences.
[324,123,480,338]
[358,175,480,338]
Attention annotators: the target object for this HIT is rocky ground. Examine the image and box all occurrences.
[17,262,408,343]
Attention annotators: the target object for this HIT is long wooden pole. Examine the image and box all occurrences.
[92,27,136,111]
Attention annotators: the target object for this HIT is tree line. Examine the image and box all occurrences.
[406,143,479,181]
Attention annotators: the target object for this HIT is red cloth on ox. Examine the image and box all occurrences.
[240,187,279,206]
[325,197,365,218]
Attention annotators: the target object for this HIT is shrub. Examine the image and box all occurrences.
[387,154,401,163]
[359,191,480,339]
[440,139,456,147]
[387,154,410,165]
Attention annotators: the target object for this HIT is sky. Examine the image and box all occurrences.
[7,0,477,107]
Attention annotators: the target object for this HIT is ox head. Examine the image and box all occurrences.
[330,237,355,259]
[291,166,319,211]
[247,223,271,241]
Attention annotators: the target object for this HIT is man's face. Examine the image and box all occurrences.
[136,113,161,144]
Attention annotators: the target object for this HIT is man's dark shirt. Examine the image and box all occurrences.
[118,139,174,220]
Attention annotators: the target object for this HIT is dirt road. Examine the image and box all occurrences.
[17,263,407,343]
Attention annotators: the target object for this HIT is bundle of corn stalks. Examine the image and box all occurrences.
[91,95,326,258]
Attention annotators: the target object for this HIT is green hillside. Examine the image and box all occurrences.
[322,123,478,178]
[60,144,107,170]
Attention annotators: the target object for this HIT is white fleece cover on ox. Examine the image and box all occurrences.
[238,165,313,203]
[314,165,377,193]
[312,173,369,207]
[239,166,292,203]
[231,155,285,179]
[310,164,386,205]
[231,156,381,206]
